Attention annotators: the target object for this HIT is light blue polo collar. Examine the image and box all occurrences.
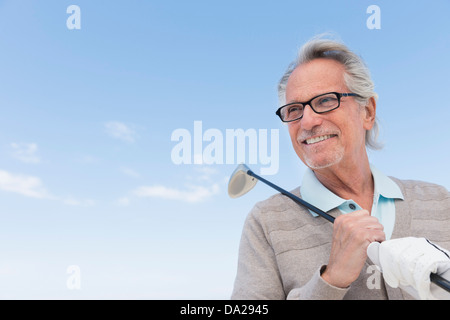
[300,164,404,217]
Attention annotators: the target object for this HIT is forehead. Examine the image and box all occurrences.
[286,58,347,103]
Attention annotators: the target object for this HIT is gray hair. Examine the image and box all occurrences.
[278,37,383,150]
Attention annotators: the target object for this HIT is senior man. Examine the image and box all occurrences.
[231,37,450,300]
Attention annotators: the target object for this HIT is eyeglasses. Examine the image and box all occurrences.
[275,92,361,123]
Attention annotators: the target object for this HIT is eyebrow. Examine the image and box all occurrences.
[286,90,345,105]
[285,92,322,105]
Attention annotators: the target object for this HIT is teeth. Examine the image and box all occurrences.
[305,135,335,145]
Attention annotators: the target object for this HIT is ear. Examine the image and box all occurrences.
[362,97,376,130]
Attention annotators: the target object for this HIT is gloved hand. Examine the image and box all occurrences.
[367,237,450,300]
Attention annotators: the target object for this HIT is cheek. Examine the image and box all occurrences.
[287,122,306,159]
[342,114,367,147]
[287,123,299,144]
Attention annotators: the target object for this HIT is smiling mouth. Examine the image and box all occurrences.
[303,134,337,145]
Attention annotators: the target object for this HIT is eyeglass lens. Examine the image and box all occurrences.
[280,93,340,122]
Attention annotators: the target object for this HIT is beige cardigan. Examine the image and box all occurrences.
[231,178,450,300]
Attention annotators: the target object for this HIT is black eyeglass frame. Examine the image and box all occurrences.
[275,92,361,123]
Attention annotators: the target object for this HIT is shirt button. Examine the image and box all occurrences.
[349,203,356,210]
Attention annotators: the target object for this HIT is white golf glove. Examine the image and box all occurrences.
[367,237,450,300]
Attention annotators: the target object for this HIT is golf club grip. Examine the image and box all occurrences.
[246,169,450,295]
[430,273,450,292]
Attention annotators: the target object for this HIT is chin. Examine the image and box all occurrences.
[303,150,344,170]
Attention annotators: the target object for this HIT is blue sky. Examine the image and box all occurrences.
[0,0,449,299]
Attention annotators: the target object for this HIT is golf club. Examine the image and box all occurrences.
[228,163,450,295]
[228,163,335,223]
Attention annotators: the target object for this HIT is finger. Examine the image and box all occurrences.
[360,216,384,230]
[338,213,383,231]
[350,226,385,243]
[368,229,386,243]
[348,209,370,217]
[334,209,369,229]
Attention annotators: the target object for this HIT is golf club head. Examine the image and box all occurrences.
[228,164,258,198]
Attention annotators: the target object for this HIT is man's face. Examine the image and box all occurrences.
[285,58,375,170]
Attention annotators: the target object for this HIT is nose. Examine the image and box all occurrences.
[300,104,323,131]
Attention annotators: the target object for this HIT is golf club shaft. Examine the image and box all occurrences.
[246,169,335,223]
[245,169,450,294]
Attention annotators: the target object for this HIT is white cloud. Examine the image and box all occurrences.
[120,167,140,178]
[194,166,218,182]
[104,121,139,143]
[0,170,52,199]
[133,183,220,203]
[76,155,101,164]
[115,197,130,206]
[185,166,220,183]
[61,196,95,207]
[10,143,40,164]
[121,166,225,205]
[0,170,96,206]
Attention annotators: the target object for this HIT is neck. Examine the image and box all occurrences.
[313,154,374,212]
